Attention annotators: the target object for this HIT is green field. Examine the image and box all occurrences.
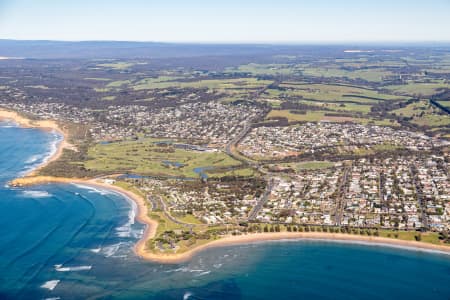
[385,81,449,97]
[300,66,395,82]
[392,100,450,127]
[225,63,302,76]
[205,167,256,178]
[272,83,404,102]
[134,77,272,91]
[84,139,242,178]
[437,101,450,109]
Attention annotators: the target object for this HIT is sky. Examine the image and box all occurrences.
[0,0,449,43]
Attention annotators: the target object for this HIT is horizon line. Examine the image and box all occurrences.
[2,38,450,46]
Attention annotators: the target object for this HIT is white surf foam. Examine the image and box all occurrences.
[101,242,123,257]
[183,292,193,300]
[24,154,43,164]
[90,248,101,253]
[54,264,92,272]
[165,267,206,274]
[195,270,211,277]
[21,190,52,198]
[116,205,136,237]
[70,183,115,196]
[41,280,60,291]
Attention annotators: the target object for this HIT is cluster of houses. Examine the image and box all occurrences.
[258,155,449,231]
[1,100,448,233]
[341,156,449,231]
[255,166,343,225]
[239,122,447,159]
[139,178,264,225]
[142,102,264,147]
[1,101,263,145]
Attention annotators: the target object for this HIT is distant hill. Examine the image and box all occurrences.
[0,39,312,59]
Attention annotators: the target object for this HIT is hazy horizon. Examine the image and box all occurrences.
[0,0,449,43]
[1,39,450,46]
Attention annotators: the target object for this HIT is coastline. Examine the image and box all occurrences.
[3,109,450,264]
[10,176,450,264]
[134,231,450,264]
[0,108,75,176]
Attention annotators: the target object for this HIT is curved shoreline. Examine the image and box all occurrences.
[3,110,450,264]
[0,108,75,176]
[10,176,450,264]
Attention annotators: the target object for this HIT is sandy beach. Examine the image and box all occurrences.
[12,173,450,264]
[4,108,450,264]
[0,108,76,176]
[144,231,450,264]
[10,175,450,264]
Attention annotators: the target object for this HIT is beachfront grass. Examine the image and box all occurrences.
[176,214,203,225]
[114,181,147,202]
[378,230,441,245]
[84,138,242,178]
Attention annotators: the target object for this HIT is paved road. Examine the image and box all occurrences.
[248,178,275,221]
[334,167,350,226]
[410,166,429,230]
[225,123,253,165]
[149,194,193,228]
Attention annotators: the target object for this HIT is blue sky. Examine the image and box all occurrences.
[0,0,449,42]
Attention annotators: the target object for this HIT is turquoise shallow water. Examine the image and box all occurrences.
[0,121,449,300]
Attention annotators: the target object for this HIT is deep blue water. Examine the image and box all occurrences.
[0,121,450,300]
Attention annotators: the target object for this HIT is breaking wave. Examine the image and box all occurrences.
[54,264,92,272]
[41,280,60,291]
[71,183,115,196]
[21,190,52,198]
[116,203,136,237]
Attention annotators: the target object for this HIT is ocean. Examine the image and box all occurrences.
[0,121,449,300]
